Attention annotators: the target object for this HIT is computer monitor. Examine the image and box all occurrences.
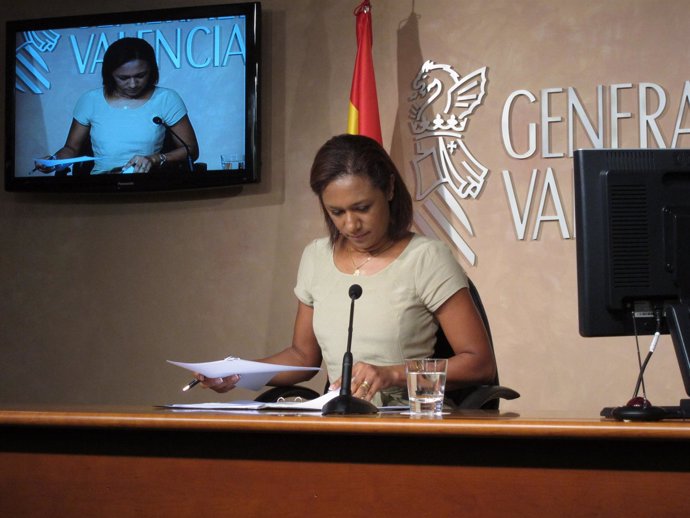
[573,148,690,416]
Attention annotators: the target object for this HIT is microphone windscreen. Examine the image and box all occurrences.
[348,284,363,300]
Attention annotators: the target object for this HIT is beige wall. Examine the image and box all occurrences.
[1,0,688,416]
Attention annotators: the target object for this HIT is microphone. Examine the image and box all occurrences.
[322,284,378,415]
[152,116,194,173]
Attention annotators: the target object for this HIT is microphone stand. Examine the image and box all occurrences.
[152,117,194,173]
[322,285,378,415]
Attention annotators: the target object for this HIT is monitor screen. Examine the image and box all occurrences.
[5,2,261,193]
[574,148,690,398]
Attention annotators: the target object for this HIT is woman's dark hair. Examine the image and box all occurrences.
[102,37,159,96]
[310,134,413,244]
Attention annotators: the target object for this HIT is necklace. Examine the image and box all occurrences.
[350,253,373,277]
[348,240,396,276]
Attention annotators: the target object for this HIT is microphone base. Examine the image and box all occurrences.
[610,405,669,422]
[322,394,378,415]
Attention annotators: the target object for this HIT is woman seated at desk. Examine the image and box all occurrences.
[199,134,496,407]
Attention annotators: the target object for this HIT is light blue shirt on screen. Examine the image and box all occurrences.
[73,87,187,173]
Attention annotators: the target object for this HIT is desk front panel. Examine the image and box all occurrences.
[1,408,689,517]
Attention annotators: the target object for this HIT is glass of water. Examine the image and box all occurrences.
[221,153,246,170]
[405,358,448,415]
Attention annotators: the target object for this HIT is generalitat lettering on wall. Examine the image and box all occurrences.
[15,21,246,94]
[409,59,690,264]
[501,83,690,242]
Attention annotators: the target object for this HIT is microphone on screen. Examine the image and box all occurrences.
[152,116,194,173]
[322,284,378,415]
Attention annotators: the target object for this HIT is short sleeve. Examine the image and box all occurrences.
[73,89,96,126]
[293,240,318,306]
[415,240,468,313]
[159,88,187,126]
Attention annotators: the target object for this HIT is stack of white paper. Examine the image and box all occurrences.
[163,390,340,412]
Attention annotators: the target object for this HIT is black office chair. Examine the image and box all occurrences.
[437,277,519,409]
[256,278,520,409]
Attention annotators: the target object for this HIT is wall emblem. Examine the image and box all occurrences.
[15,31,61,94]
[408,60,488,265]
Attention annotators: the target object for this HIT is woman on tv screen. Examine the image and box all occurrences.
[35,37,199,175]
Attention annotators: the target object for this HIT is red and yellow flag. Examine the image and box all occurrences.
[347,0,382,145]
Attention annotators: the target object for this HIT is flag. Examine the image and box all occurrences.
[347,0,382,145]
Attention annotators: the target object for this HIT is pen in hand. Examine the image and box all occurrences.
[182,378,200,392]
[180,357,238,392]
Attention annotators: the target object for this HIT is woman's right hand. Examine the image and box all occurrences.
[196,373,241,393]
[34,156,57,174]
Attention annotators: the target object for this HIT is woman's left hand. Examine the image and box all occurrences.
[123,155,155,173]
[330,361,403,401]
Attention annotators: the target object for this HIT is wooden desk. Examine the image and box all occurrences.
[1,407,690,517]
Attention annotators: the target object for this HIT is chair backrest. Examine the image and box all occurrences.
[433,277,501,408]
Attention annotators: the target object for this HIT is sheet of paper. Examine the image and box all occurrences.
[163,400,267,411]
[33,156,98,166]
[167,357,321,391]
[163,390,340,412]
[162,391,409,413]
[263,390,339,410]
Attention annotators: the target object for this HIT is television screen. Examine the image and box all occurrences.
[5,2,261,192]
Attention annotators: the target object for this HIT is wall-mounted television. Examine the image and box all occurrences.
[5,2,261,193]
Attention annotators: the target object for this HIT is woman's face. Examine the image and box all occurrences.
[321,174,393,252]
[112,59,151,99]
